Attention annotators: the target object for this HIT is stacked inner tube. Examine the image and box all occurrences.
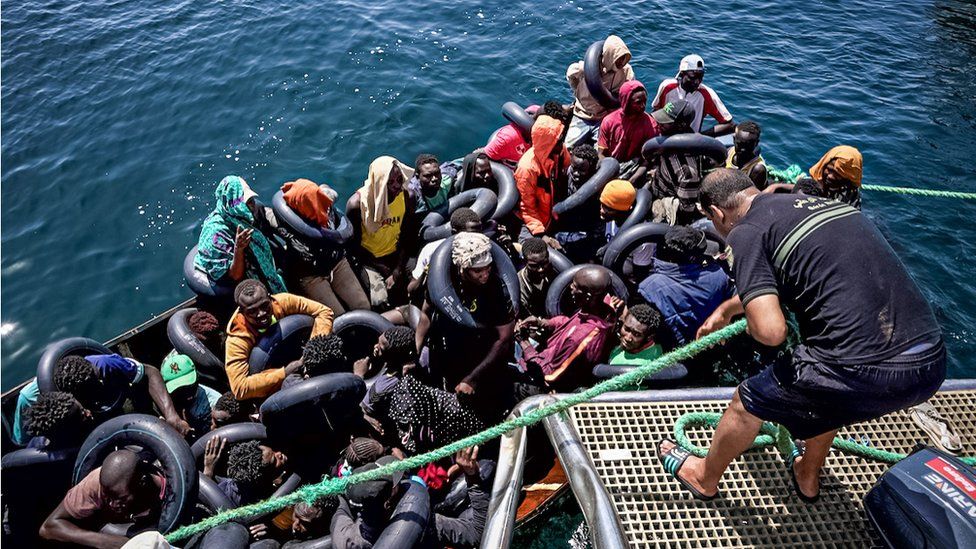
[426,235,520,328]
[259,373,367,442]
[420,187,499,242]
[584,40,619,110]
[544,264,629,318]
[641,133,729,165]
[183,245,234,299]
[73,414,198,534]
[553,157,620,216]
[167,308,225,389]
[272,190,353,244]
[601,221,727,275]
[247,314,314,375]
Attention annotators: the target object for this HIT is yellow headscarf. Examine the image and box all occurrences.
[358,156,414,232]
[809,145,863,187]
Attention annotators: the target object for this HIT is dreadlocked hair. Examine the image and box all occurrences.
[53,355,98,394]
[25,391,85,440]
[302,334,348,377]
[234,279,267,305]
[188,310,221,341]
[382,326,417,363]
[226,440,271,486]
[628,303,662,332]
[345,437,385,467]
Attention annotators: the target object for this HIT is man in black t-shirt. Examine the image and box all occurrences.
[657,169,944,503]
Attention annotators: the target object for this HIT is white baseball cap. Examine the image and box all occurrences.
[677,54,705,75]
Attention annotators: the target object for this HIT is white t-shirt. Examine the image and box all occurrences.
[412,238,446,279]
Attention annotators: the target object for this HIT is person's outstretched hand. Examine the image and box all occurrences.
[455,445,480,478]
[203,435,226,478]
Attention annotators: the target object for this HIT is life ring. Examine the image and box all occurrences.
[552,157,620,216]
[272,191,353,244]
[583,40,619,110]
[601,221,727,275]
[166,308,224,388]
[36,337,112,394]
[501,102,535,141]
[420,188,499,242]
[546,244,574,273]
[427,236,520,328]
[544,264,629,318]
[591,363,688,386]
[373,479,431,549]
[184,246,234,299]
[641,134,728,165]
[617,187,652,233]
[247,314,314,375]
[259,373,367,442]
[73,414,198,534]
[332,310,395,363]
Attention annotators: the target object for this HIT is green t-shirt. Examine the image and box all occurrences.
[608,342,664,367]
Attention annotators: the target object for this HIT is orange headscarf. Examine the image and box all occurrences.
[809,145,863,187]
[281,178,335,228]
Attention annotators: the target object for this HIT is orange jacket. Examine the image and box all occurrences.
[515,116,570,235]
[224,293,333,400]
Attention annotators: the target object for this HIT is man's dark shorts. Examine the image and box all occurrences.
[738,341,946,440]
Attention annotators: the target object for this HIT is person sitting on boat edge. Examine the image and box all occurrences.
[282,334,349,389]
[39,449,165,548]
[598,79,661,185]
[514,266,621,396]
[160,353,221,439]
[195,175,288,295]
[553,144,606,264]
[514,114,571,250]
[608,303,664,367]
[346,156,418,309]
[647,98,713,226]
[224,278,334,401]
[657,169,945,503]
[638,225,734,350]
[766,145,863,210]
[409,153,459,218]
[278,178,371,316]
[408,207,483,300]
[23,391,94,450]
[418,233,517,419]
[517,237,557,320]
[12,353,192,446]
[726,120,767,189]
[651,54,735,137]
[565,34,635,147]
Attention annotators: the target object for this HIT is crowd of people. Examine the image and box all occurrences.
[7,34,946,549]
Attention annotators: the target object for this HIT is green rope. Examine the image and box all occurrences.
[166,320,750,542]
[674,412,976,466]
[767,163,976,199]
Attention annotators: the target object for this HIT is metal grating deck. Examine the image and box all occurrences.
[570,387,976,548]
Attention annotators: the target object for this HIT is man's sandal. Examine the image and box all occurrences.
[787,441,820,504]
[657,438,719,501]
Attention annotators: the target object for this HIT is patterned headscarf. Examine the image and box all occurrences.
[388,374,484,454]
[194,176,287,293]
[451,232,493,269]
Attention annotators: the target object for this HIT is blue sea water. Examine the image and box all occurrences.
[2,0,975,396]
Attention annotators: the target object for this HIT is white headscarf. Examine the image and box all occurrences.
[452,232,493,269]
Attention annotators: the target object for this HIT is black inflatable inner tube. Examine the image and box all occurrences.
[272,191,353,244]
[191,422,268,462]
[490,161,518,220]
[641,133,728,164]
[36,336,112,394]
[198,475,236,513]
[426,235,520,328]
[260,373,366,441]
[420,188,499,242]
[332,310,395,362]
[547,244,574,273]
[583,40,619,110]
[196,521,250,549]
[601,221,727,275]
[184,245,234,299]
[544,264,629,318]
[617,187,652,233]
[167,308,224,388]
[501,101,535,141]
[73,414,198,534]
[592,362,688,385]
[373,479,431,549]
[553,157,620,216]
[248,314,314,375]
